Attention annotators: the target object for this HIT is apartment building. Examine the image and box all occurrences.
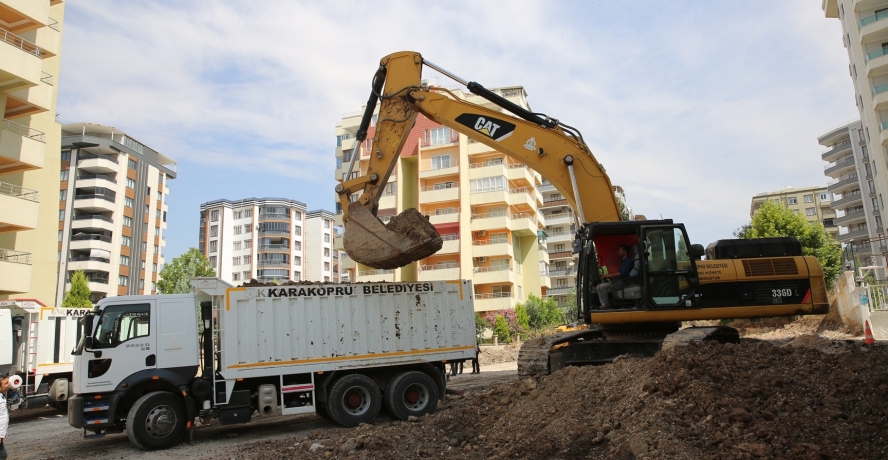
[333,86,552,314]
[0,0,65,306]
[822,1,888,258]
[55,123,176,304]
[199,199,341,284]
[749,186,838,238]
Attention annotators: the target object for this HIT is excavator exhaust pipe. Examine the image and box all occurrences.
[344,203,443,270]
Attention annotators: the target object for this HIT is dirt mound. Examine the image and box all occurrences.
[224,337,888,460]
[479,344,520,366]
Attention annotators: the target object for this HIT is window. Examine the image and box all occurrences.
[233,256,241,265]
[123,216,133,227]
[324,262,330,271]
[804,195,813,203]
[243,271,251,280]
[244,209,253,218]
[153,263,157,272]
[128,158,137,170]
[244,239,252,248]
[91,303,152,349]
[61,151,71,161]
[154,226,160,236]
[325,276,330,282]
[154,244,159,253]
[343,149,353,162]
[145,204,150,215]
[126,178,136,189]
[125,197,134,208]
[163,211,167,222]
[211,210,219,222]
[156,209,161,219]
[233,210,242,219]
[294,225,302,236]
[431,154,451,170]
[210,225,218,237]
[139,279,144,290]
[806,208,816,216]
[294,271,302,281]
[823,218,834,227]
[434,181,455,190]
[870,180,876,194]
[293,211,301,220]
[209,256,217,267]
[142,241,147,251]
[294,241,302,251]
[58,230,63,241]
[209,241,218,252]
[233,273,240,281]
[234,226,242,235]
[120,255,130,265]
[383,182,397,196]
[791,209,799,214]
[820,193,831,201]
[293,256,301,266]
[233,241,242,250]
[245,224,252,233]
[874,198,880,210]
[59,210,65,221]
[324,219,330,229]
[157,191,163,201]
[60,169,69,181]
[426,127,451,145]
[159,173,164,183]
[324,233,330,243]
[324,248,330,257]
[470,176,506,193]
[122,236,132,247]
[59,190,66,201]
[336,157,343,169]
[118,276,129,287]
[788,197,797,205]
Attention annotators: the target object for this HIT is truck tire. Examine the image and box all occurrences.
[326,374,381,427]
[385,371,439,420]
[50,400,68,412]
[126,391,187,450]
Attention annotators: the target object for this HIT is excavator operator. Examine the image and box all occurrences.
[597,244,633,310]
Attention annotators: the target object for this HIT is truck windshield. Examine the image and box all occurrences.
[92,303,150,349]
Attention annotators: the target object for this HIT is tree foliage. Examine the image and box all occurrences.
[735,201,843,289]
[520,294,564,331]
[156,247,217,294]
[62,270,93,308]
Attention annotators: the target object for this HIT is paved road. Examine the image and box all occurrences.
[6,362,519,459]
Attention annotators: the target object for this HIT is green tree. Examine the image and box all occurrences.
[735,201,843,289]
[520,294,565,331]
[62,270,93,308]
[515,303,530,334]
[493,315,511,343]
[475,313,487,341]
[616,195,631,221]
[157,248,217,294]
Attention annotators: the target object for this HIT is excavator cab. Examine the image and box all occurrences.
[577,220,703,322]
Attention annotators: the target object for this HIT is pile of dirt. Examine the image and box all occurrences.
[479,344,520,366]
[224,337,888,460]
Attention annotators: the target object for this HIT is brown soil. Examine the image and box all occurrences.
[220,334,888,460]
[479,344,520,366]
[384,208,440,243]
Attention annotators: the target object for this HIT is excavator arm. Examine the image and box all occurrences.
[338,51,621,269]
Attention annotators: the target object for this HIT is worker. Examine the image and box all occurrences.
[471,342,481,374]
[0,375,9,460]
[597,244,634,309]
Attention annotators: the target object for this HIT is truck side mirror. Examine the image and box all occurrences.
[83,314,94,349]
[690,244,705,260]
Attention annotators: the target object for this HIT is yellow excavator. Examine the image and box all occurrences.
[337,51,830,376]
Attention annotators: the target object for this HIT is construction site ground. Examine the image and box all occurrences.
[9,316,888,460]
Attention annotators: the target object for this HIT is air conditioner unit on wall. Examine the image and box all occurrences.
[477,256,487,262]
[477,230,486,236]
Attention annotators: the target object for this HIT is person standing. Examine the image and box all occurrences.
[471,342,481,374]
[0,375,10,460]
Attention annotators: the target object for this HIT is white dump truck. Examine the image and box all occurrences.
[0,299,87,411]
[67,278,476,450]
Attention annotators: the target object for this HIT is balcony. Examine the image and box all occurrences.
[866,47,888,77]
[0,120,46,173]
[548,250,575,260]
[827,174,859,193]
[874,83,888,111]
[67,256,111,272]
[549,268,576,278]
[0,248,31,294]
[419,159,459,179]
[820,139,852,161]
[77,154,119,174]
[837,227,871,242]
[547,286,575,296]
[72,214,114,232]
[73,193,116,213]
[379,194,396,210]
[823,155,856,175]
[5,76,52,119]
[258,212,290,222]
[472,266,518,285]
[505,163,535,185]
[340,254,355,270]
[423,209,459,225]
[468,162,506,181]
[258,229,289,236]
[473,293,516,312]
[859,10,888,44]
[509,213,538,236]
[69,234,113,252]
[420,133,460,150]
[546,232,574,243]
[418,262,459,281]
[471,211,509,232]
[258,244,290,253]
[544,214,574,227]
[469,187,508,206]
[0,181,38,232]
[439,234,460,254]
[541,198,569,209]
[540,275,551,289]
[0,28,44,92]
[830,192,863,209]
[257,260,289,267]
[834,209,867,226]
[420,184,459,203]
[357,268,395,282]
[473,238,510,258]
[508,187,538,210]
[538,183,556,193]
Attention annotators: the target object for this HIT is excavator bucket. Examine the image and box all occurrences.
[343,202,443,270]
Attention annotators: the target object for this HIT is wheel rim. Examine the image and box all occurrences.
[402,383,429,411]
[341,386,371,416]
[145,404,178,439]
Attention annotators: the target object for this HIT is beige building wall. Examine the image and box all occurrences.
[333,87,550,314]
[0,0,65,305]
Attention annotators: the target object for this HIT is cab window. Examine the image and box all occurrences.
[92,303,150,348]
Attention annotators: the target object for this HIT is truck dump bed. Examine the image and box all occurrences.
[218,280,476,379]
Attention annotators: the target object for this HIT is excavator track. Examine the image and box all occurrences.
[517,329,601,377]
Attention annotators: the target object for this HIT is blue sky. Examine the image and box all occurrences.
[57,1,855,261]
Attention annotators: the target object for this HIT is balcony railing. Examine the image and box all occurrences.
[440,233,459,241]
[472,211,507,219]
[542,198,569,207]
[419,159,459,171]
[78,153,119,164]
[0,181,38,201]
[874,83,888,96]
[421,209,459,217]
[0,248,30,264]
[547,287,575,296]
[67,276,108,284]
[469,161,505,169]
[475,292,512,299]
[0,28,44,58]
[868,47,888,61]
[258,244,290,250]
[420,184,459,192]
[48,17,60,31]
[259,213,290,220]
[77,173,116,184]
[827,174,858,186]
[549,268,576,277]
[40,71,54,85]
[258,229,289,235]
[549,250,574,259]
[358,268,394,276]
[420,133,460,147]
[257,260,289,267]
[69,256,110,264]
[74,194,115,203]
[824,156,855,170]
[512,212,536,224]
[71,234,112,243]
[420,262,459,271]
[473,238,508,245]
[860,10,888,27]
[2,119,45,142]
[473,265,510,273]
[73,214,113,223]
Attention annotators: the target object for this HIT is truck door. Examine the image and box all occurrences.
[79,302,155,393]
[642,226,699,309]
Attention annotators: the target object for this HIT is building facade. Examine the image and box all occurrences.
[822,1,888,258]
[0,0,66,306]
[333,86,554,314]
[56,123,176,304]
[199,199,340,284]
[749,186,838,239]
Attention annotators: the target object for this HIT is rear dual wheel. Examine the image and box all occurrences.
[327,374,381,427]
[385,371,439,420]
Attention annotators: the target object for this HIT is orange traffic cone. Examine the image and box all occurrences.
[864,320,876,345]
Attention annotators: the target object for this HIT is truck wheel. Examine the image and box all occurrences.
[126,391,187,450]
[326,374,381,427]
[385,371,439,420]
[50,400,68,412]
